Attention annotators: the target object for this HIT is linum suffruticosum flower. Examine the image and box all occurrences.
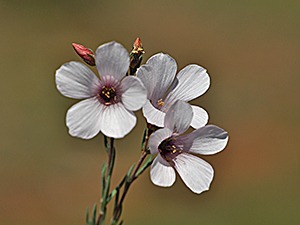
[136,53,209,129]
[55,41,147,139]
[149,100,228,194]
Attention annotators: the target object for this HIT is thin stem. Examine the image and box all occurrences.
[97,137,115,225]
[107,138,114,177]
[111,129,151,223]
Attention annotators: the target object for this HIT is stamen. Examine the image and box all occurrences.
[98,86,117,105]
[157,99,164,107]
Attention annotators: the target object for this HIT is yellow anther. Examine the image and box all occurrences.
[157,99,165,107]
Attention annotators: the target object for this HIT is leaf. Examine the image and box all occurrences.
[101,162,107,196]
[126,164,135,182]
[86,207,89,225]
[107,174,127,203]
[140,128,147,151]
[92,204,97,225]
[136,154,153,178]
[107,146,116,177]
[104,135,110,152]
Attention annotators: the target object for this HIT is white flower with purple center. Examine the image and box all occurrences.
[55,41,147,139]
[136,53,210,129]
[149,100,228,194]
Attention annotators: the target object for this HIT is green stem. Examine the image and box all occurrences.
[111,128,151,224]
[97,137,115,225]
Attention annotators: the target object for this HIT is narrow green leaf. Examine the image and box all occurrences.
[136,155,153,178]
[86,207,89,225]
[101,162,107,196]
[119,220,124,225]
[113,186,120,214]
[107,146,116,177]
[140,128,147,150]
[107,173,127,203]
[92,204,97,225]
[127,164,135,177]
[104,135,110,152]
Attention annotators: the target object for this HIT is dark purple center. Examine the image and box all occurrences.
[97,85,119,106]
[158,137,181,162]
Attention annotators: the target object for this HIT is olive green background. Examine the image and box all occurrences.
[1,0,299,224]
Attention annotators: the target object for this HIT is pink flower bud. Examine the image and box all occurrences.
[129,37,145,74]
[72,43,95,66]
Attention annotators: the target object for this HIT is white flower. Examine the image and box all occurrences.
[136,53,210,129]
[149,100,228,194]
[55,41,147,139]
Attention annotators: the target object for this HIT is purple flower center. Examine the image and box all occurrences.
[96,76,122,106]
[100,86,116,103]
[158,137,181,162]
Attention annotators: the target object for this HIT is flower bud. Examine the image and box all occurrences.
[129,37,145,75]
[72,43,95,66]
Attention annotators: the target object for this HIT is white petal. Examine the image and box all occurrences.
[146,53,177,102]
[150,154,176,187]
[142,99,165,127]
[95,42,129,81]
[66,98,103,139]
[121,76,147,111]
[164,100,193,134]
[149,128,173,154]
[173,153,214,194]
[190,105,209,129]
[100,102,137,138]
[136,65,157,99]
[164,65,210,106]
[55,61,101,99]
[176,125,228,155]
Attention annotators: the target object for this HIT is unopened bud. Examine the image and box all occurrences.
[129,37,145,75]
[72,43,95,66]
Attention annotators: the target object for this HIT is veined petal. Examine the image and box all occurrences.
[146,53,177,102]
[173,153,214,194]
[66,97,103,139]
[100,102,137,138]
[150,154,176,187]
[95,42,129,81]
[56,61,101,99]
[136,65,157,99]
[149,128,173,154]
[142,99,165,127]
[164,65,210,106]
[176,125,228,155]
[121,76,147,111]
[164,100,193,134]
[190,105,209,129]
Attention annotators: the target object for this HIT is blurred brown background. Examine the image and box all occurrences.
[1,0,299,224]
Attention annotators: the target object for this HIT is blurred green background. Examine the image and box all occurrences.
[1,0,299,224]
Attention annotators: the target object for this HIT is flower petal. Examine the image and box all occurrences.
[136,65,157,99]
[100,102,137,138]
[190,105,209,129]
[164,65,210,106]
[146,53,177,103]
[95,42,129,81]
[121,76,147,111]
[149,128,173,154]
[176,125,228,155]
[150,154,176,187]
[55,61,101,99]
[66,97,103,139]
[173,153,214,194]
[142,99,165,127]
[164,100,193,134]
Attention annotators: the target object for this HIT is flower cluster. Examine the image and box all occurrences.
[55,39,228,196]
